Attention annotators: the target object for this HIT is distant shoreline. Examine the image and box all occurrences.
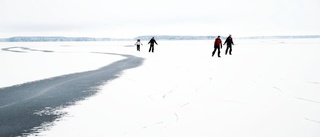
[0,35,319,42]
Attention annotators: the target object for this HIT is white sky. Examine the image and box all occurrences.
[0,0,319,38]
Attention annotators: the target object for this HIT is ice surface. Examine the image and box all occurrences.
[1,39,320,137]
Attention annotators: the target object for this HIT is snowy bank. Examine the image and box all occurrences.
[1,39,320,137]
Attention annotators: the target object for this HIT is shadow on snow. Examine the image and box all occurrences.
[0,52,144,137]
[2,47,54,53]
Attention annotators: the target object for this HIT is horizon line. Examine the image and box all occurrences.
[1,34,320,39]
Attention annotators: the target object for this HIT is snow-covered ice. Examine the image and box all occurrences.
[1,39,320,137]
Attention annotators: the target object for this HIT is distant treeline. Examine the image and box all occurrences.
[0,37,113,42]
[135,35,218,40]
[240,35,320,39]
[135,35,320,40]
[0,35,319,42]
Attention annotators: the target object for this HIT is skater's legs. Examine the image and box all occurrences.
[225,46,229,55]
[226,45,232,55]
[212,48,217,56]
[149,45,154,53]
[149,45,152,52]
[212,47,220,57]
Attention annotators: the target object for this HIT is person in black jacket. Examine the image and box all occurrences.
[148,37,158,53]
[223,35,234,55]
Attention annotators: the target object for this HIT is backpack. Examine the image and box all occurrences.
[214,38,221,46]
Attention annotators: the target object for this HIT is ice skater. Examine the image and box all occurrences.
[223,35,234,55]
[134,39,143,51]
[212,36,222,57]
[148,37,158,53]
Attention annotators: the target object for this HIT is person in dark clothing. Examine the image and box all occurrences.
[135,39,143,51]
[223,35,234,55]
[212,36,222,57]
[148,37,158,53]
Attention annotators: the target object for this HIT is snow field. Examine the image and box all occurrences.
[1,39,320,137]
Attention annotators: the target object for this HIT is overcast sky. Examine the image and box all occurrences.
[0,0,319,38]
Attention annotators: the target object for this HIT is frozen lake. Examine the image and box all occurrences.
[0,39,320,137]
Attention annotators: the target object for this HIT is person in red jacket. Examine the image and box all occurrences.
[212,36,222,57]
